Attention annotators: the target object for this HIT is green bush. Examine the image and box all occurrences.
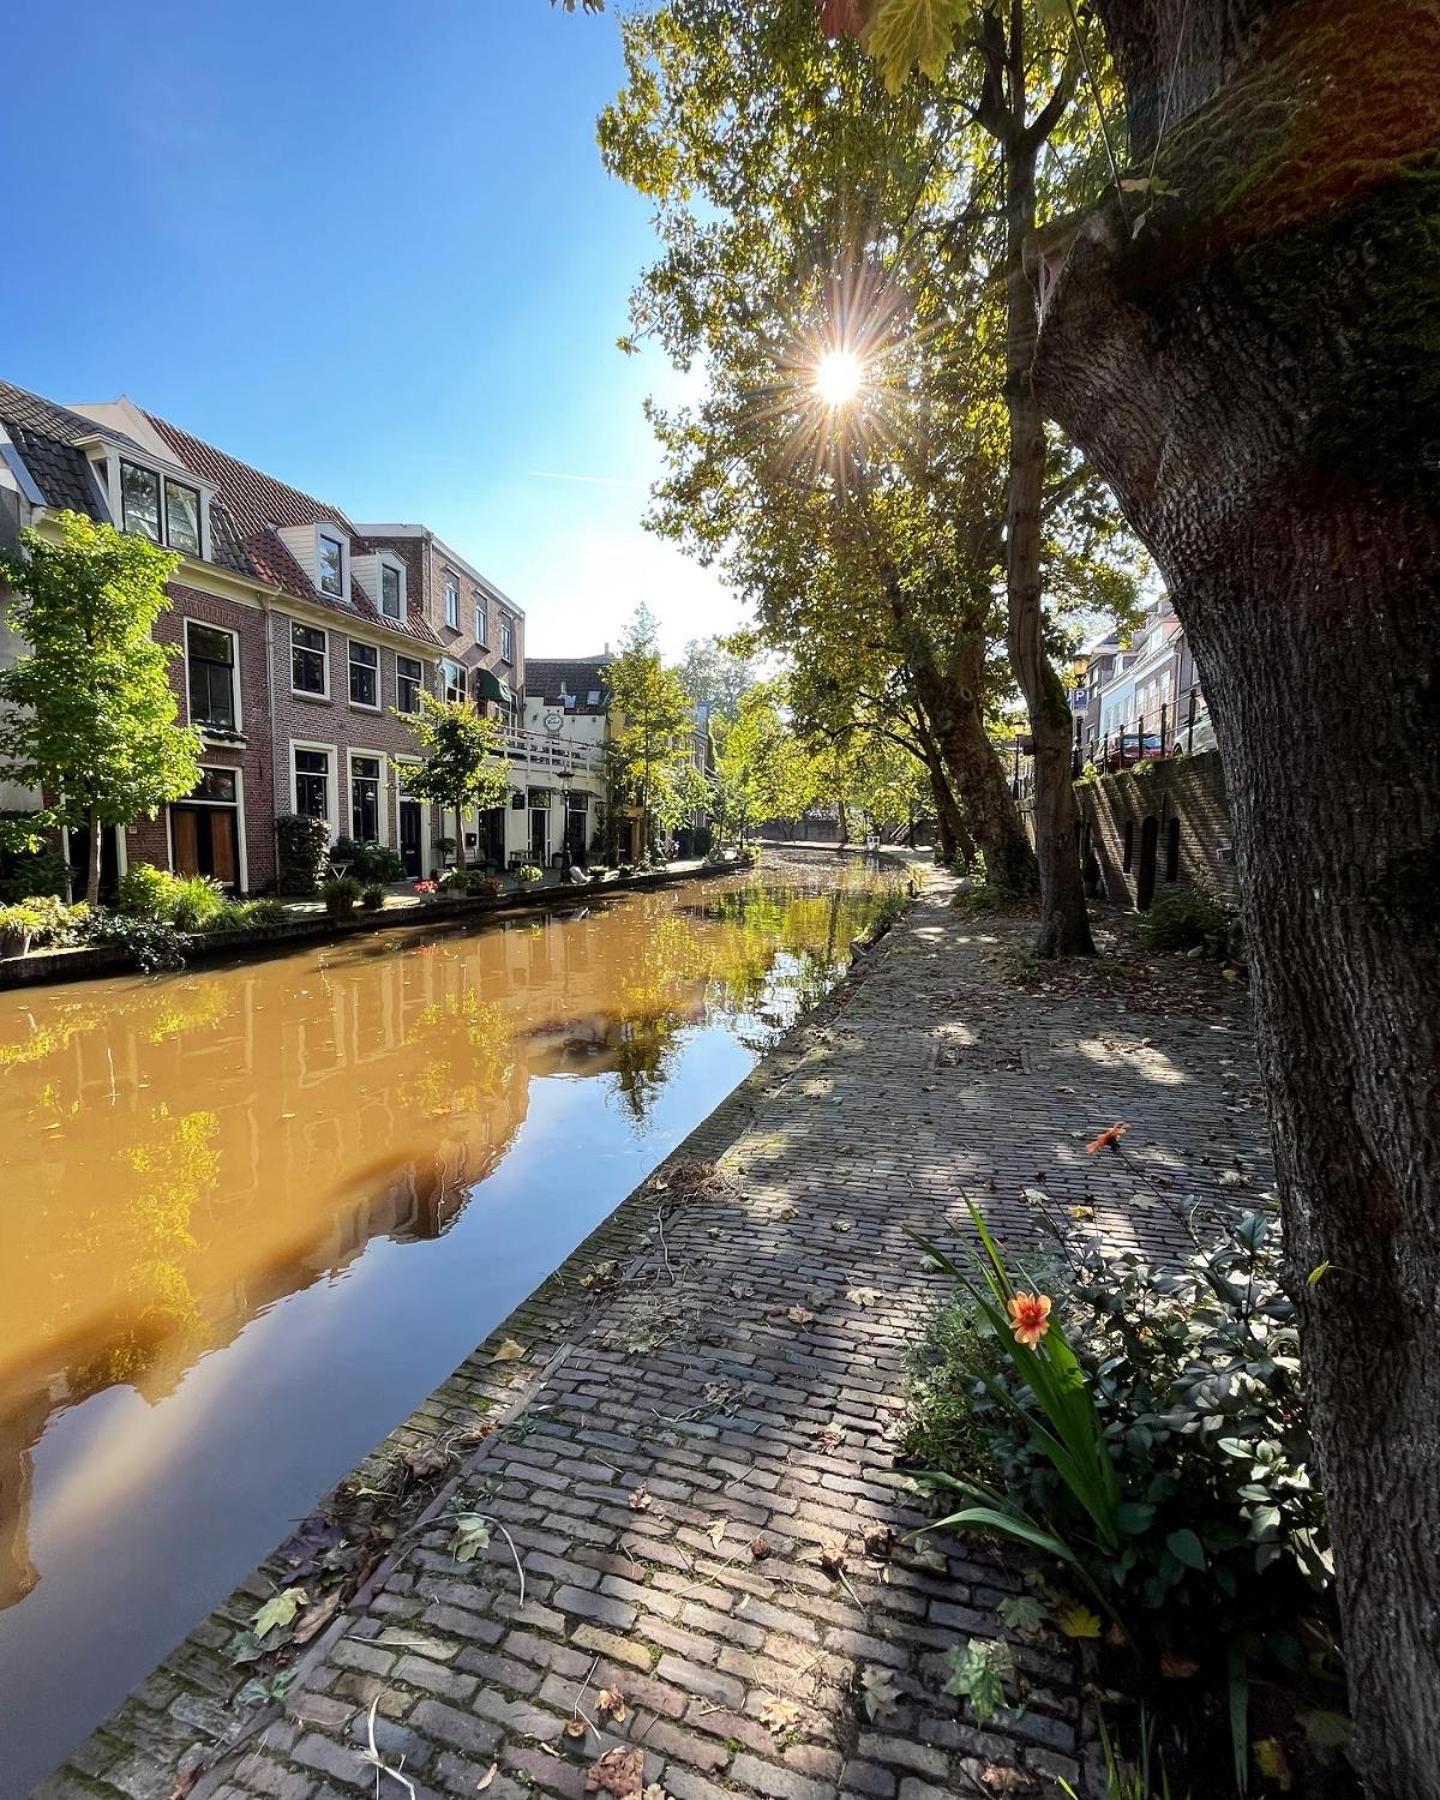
[440,869,471,893]
[518,864,543,883]
[87,913,188,972]
[276,813,331,896]
[332,837,404,883]
[208,898,291,933]
[1138,886,1228,953]
[24,896,91,946]
[170,875,227,933]
[359,882,386,911]
[115,862,177,919]
[0,828,71,901]
[321,874,362,919]
[909,1208,1334,1687]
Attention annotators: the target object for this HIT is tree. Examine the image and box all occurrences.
[0,512,202,905]
[854,1,1440,1789]
[678,637,757,723]
[605,609,701,858]
[400,691,510,863]
[602,0,1140,896]
[711,682,821,843]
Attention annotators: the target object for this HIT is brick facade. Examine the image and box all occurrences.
[1075,747,1239,910]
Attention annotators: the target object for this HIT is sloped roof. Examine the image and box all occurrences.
[526,655,612,713]
[0,381,121,517]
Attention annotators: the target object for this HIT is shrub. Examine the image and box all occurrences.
[115,862,177,919]
[24,896,92,946]
[321,874,362,919]
[909,1207,1334,1689]
[86,912,188,972]
[518,864,543,883]
[276,813,331,896]
[0,828,71,901]
[332,837,404,883]
[359,882,386,911]
[207,898,290,933]
[1138,886,1228,954]
[473,875,504,899]
[0,902,39,956]
[170,875,227,933]
[440,869,471,893]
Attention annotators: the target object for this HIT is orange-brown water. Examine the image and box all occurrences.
[0,859,898,1790]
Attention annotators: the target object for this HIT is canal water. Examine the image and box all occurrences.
[0,854,901,1791]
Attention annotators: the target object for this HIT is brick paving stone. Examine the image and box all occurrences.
[55,868,1266,1800]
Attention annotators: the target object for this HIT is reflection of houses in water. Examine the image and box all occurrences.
[0,879,871,1611]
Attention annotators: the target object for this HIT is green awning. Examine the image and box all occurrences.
[472,667,514,708]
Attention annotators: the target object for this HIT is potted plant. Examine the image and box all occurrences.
[0,901,39,958]
[321,874,362,920]
[518,864,543,884]
[413,878,439,902]
[359,882,386,912]
[473,875,504,900]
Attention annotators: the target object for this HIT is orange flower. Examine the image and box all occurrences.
[1086,1121,1130,1154]
[1007,1292,1052,1350]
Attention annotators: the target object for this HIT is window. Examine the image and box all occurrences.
[186,622,237,730]
[444,575,460,629]
[351,755,382,843]
[194,767,238,803]
[292,622,328,696]
[397,654,422,715]
[381,562,403,620]
[120,461,162,542]
[318,533,344,598]
[499,611,514,663]
[587,690,602,707]
[164,478,202,556]
[295,748,330,821]
[348,640,379,709]
[442,659,465,705]
[473,593,487,646]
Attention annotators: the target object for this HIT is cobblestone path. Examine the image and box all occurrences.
[48,876,1267,1800]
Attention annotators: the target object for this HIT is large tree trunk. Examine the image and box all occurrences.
[1032,4,1440,1789]
[1001,117,1092,955]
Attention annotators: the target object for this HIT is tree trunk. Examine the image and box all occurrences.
[923,754,973,867]
[85,808,102,908]
[1032,5,1440,1786]
[1002,134,1093,956]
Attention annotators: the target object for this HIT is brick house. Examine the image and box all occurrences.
[0,379,533,892]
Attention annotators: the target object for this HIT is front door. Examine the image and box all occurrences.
[399,800,423,879]
[172,806,239,886]
[529,806,548,865]
[65,824,121,903]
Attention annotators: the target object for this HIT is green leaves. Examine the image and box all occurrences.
[863,0,970,91]
[251,1587,307,1639]
[451,1514,493,1563]
[942,1637,1016,1723]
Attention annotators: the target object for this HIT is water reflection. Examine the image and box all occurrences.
[0,867,895,1637]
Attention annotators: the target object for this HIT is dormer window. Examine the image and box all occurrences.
[381,562,403,620]
[318,532,345,598]
[119,460,202,556]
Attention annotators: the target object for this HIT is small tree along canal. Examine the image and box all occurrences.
[0,852,905,1793]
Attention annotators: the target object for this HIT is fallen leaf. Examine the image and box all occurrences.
[628,1485,653,1512]
[586,1746,645,1795]
[1057,1603,1103,1639]
[565,1718,589,1741]
[293,1587,343,1646]
[819,1541,848,1577]
[596,1687,628,1724]
[832,1217,854,1233]
[451,1514,492,1563]
[860,1665,899,1721]
[1254,1738,1293,1790]
[813,1423,846,1451]
[641,1788,668,1800]
[1067,1205,1095,1221]
[786,1305,815,1326]
[861,1522,894,1559]
[846,1287,879,1308]
[402,1445,450,1479]
[706,1518,729,1550]
[252,1587,307,1639]
[749,1536,772,1561]
[979,1766,1034,1794]
[1086,1122,1129,1154]
[491,1339,525,1363]
[476,1763,498,1792]
[170,1771,200,1800]
[1160,1649,1200,1679]
[758,1696,802,1734]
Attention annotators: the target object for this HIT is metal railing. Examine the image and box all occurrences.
[501,727,604,779]
[1077,683,1214,776]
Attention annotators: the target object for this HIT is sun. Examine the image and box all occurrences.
[814,349,864,407]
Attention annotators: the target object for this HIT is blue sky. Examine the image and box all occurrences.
[0,0,736,658]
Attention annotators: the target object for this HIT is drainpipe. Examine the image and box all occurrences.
[261,596,278,892]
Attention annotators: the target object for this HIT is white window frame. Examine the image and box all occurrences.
[473,592,488,647]
[499,611,514,664]
[396,652,424,716]
[379,555,406,621]
[317,529,347,599]
[442,658,466,705]
[291,620,331,699]
[347,638,381,712]
[183,616,243,735]
[163,474,204,559]
[291,738,339,840]
[444,574,460,630]
[347,748,389,848]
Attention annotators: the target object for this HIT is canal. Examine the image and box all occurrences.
[0,853,902,1791]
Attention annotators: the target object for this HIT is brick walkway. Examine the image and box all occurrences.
[47,876,1267,1800]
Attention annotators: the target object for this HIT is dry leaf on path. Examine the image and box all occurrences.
[564,1718,588,1741]
[706,1518,728,1550]
[846,1287,879,1307]
[860,1666,899,1721]
[476,1763,498,1792]
[861,1522,895,1559]
[628,1486,653,1512]
[786,1305,815,1326]
[758,1696,802,1734]
[596,1687,628,1724]
[252,1587,307,1639]
[293,1588,342,1646]
[585,1746,645,1796]
[980,1766,1035,1793]
[819,1541,847,1577]
[490,1338,525,1363]
[749,1536,772,1561]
